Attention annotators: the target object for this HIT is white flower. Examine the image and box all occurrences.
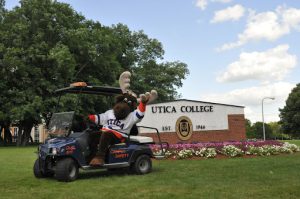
[221,145,243,157]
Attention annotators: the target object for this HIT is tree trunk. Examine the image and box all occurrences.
[4,127,12,144]
[21,125,33,146]
[29,135,33,143]
[17,127,23,147]
[0,126,3,145]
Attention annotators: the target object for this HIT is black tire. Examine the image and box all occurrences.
[131,155,152,175]
[33,159,54,178]
[55,158,79,182]
[33,159,44,178]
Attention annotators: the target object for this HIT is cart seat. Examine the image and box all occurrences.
[130,136,153,143]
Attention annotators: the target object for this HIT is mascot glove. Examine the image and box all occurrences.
[139,90,158,104]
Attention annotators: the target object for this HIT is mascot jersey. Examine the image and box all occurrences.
[89,103,146,140]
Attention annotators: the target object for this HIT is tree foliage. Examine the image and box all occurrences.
[279,83,300,138]
[0,0,189,145]
[0,0,5,20]
[245,119,255,138]
[109,24,189,101]
[245,118,291,140]
[252,122,273,140]
[245,119,274,140]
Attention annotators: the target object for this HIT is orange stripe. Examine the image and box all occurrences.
[89,115,96,123]
[138,102,146,112]
[102,128,126,142]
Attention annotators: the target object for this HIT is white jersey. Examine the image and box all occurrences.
[89,103,146,137]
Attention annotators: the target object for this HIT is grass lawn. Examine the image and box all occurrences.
[1,143,300,199]
[282,140,300,147]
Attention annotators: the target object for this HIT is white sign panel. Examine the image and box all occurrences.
[138,100,244,133]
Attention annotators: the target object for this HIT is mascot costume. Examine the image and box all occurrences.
[88,71,157,166]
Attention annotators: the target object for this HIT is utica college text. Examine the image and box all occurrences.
[152,105,213,114]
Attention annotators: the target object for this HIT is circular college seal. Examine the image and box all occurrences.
[176,116,193,141]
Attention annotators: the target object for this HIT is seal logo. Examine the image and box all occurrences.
[176,116,193,141]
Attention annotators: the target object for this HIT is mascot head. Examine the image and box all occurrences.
[113,93,137,120]
[113,71,158,120]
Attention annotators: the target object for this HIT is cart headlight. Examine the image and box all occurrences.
[49,148,59,155]
[52,148,57,155]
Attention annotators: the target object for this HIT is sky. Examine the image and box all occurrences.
[5,0,300,123]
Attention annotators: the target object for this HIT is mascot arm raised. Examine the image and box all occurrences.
[132,90,158,123]
[138,90,158,104]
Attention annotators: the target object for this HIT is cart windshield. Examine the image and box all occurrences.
[47,111,75,137]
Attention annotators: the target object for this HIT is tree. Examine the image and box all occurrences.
[110,24,164,71]
[0,0,108,145]
[251,122,273,140]
[110,24,189,101]
[245,119,274,140]
[279,83,300,138]
[0,0,11,145]
[268,121,281,139]
[245,119,255,139]
[0,0,189,146]
[0,0,5,22]
[131,60,189,101]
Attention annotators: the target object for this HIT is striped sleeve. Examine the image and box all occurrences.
[88,112,107,125]
[88,114,99,125]
[135,102,146,120]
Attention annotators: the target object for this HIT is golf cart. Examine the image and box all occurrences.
[33,83,167,182]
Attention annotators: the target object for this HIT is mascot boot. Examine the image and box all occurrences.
[89,155,104,166]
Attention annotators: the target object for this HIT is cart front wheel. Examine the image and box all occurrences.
[55,158,78,182]
[33,159,54,178]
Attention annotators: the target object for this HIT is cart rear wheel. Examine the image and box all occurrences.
[131,155,152,175]
[55,158,78,182]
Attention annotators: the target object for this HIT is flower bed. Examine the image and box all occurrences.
[151,141,300,160]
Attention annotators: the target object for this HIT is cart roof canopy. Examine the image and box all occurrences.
[55,83,122,96]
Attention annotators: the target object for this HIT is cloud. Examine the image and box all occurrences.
[244,106,280,123]
[196,0,232,11]
[201,82,296,122]
[211,0,233,3]
[217,44,297,82]
[196,0,208,10]
[218,6,300,51]
[211,4,245,23]
[202,82,294,106]
[279,6,300,29]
